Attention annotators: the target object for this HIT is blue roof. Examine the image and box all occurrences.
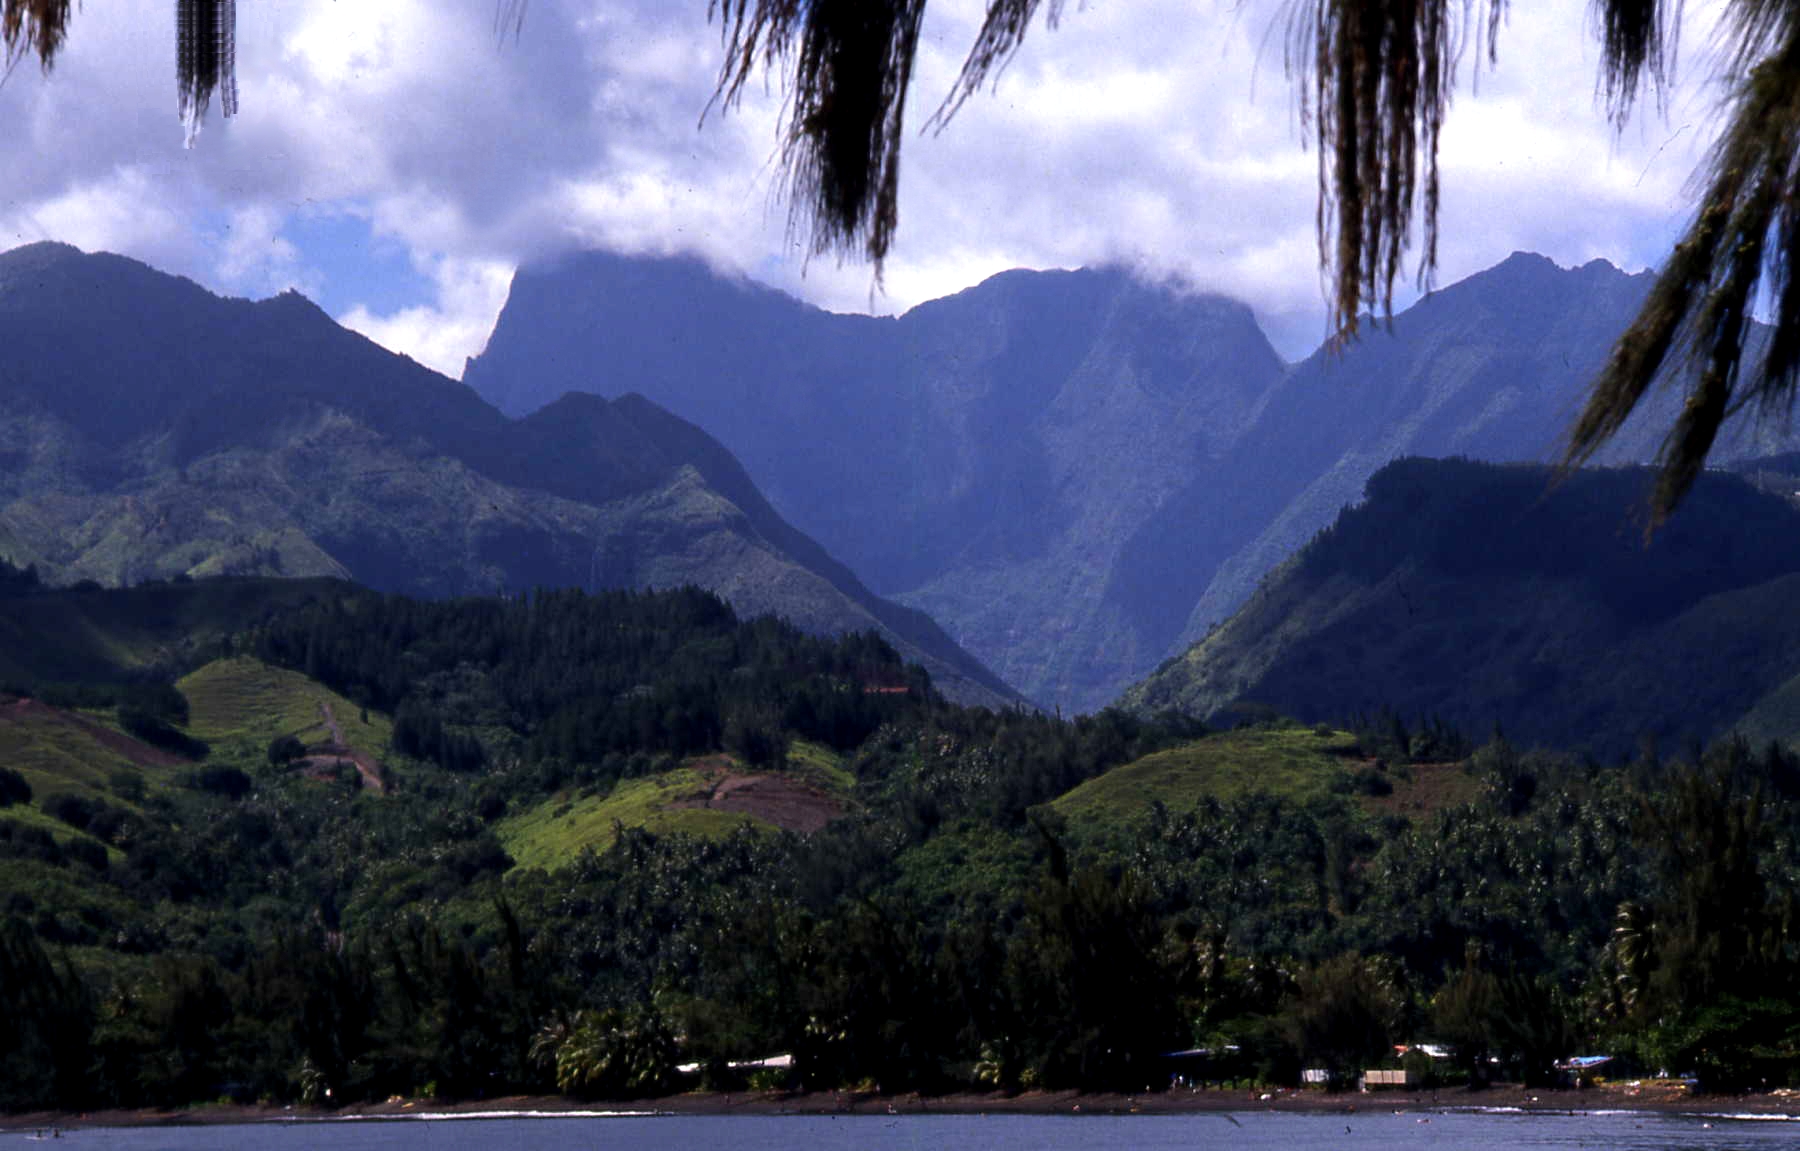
[1565,1055,1613,1068]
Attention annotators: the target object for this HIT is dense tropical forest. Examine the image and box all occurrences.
[1,564,1798,1113]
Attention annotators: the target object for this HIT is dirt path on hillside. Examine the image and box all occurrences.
[309,700,385,794]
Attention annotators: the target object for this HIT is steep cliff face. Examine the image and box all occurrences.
[467,249,1800,714]
[467,252,1287,710]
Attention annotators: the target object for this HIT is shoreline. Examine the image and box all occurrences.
[7,1082,1800,1131]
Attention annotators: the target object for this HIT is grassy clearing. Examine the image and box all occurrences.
[1,711,136,800]
[1360,760,1485,819]
[498,742,857,873]
[1052,723,1363,831]
[180,657,393,759]
[1,800,109,847]
[498,765,770,871]
[784,739,855,792]
[0,705,176,813]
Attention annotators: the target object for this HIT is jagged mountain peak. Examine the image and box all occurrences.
[466,244,1800,714]
[465,246,1292,710]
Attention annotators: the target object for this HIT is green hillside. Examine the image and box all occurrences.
[0,699,182,812]
[6,568,1800,1110]
[499,742,853,869]
[500,765,759,867]
[0,243,1018,710]
[1122,459,1800,758]
[180,656,393,758]
[1053,724,1363,829]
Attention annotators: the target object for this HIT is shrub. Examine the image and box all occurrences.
[267,734,306,767]
[108,768,145,803]
[0,766,30,808]
[119,706,210,759]
[63,837,108,872]
[190,766,253,800]
[42,792,98,831]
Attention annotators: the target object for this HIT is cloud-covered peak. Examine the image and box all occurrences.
[0,1,1721,373]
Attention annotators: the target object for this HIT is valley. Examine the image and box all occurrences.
[3,241,1800,1114]
[467,250,1800,713]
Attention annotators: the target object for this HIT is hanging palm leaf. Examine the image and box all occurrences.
[1569,12,1800,522]
[178,0,237,146]
[1,0,72,71]
[711,0,928,274]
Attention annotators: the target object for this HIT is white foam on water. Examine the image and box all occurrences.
[305,1109,661,1122]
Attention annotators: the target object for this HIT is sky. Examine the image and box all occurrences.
[0,0,1730,374]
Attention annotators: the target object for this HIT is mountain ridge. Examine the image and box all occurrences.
[465,250,1288,711]
[1121,457,1800,757]
[466,246,1800,713]
[0,242,1018,708]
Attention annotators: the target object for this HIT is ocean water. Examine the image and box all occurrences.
[11,1109,1796,1150]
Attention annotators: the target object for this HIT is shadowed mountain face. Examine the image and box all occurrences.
[0,242,1017,708]
[466,252,1287,711]
[467,250,1800,714]
[1121,457,1800,759]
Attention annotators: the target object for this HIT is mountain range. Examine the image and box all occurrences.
[465,249,1800,713]
[11,239,1800,723]
[0,242,1016,708]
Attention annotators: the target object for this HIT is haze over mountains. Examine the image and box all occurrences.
[0,242,1016,708]
[9,238,1800,725]
[466,249,1800,713]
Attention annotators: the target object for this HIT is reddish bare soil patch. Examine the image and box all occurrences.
[0,697,188,768]
[1359,759,1483,819]
[295,744,386,794]
[670,762,841,833]
[311,702,387,794]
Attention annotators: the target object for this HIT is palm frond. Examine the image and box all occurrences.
[1290,0,1504,338]
[1568,28,1800,522]
[495,0,528,44]
[1595,0,1675,122]
[929,0,1061,130]
[178,0,237,146]
[1,0,72,71]
[712,0,927,272]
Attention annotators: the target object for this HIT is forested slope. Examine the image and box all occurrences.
[1124,459,1800,758]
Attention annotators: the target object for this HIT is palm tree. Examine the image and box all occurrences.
[709,0,1800,521]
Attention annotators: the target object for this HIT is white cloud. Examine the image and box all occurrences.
[340,255,514,378]
[217,203,317,298]
[0,0,1730,367]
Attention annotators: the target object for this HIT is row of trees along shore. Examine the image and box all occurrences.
[3,584,1800,1109]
